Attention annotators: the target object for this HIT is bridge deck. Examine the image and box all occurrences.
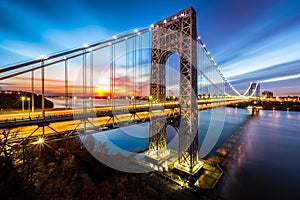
[0,98,246,129]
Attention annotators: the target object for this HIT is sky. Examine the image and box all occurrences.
[0,0,300,96]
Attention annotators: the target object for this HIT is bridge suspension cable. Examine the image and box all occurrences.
[0,28,150,81]
[196,37,257,98]
[0,24,259,108]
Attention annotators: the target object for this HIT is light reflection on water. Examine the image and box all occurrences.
[87,107,249,158]
[215,110,300,200]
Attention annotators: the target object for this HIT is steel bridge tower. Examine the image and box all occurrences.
[147,7,200,173]
[249,82,260,97]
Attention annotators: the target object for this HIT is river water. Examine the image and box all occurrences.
[51,96,300,199]
[215,109,300,200]
[89,107,249,157]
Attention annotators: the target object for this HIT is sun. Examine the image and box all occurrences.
[95,86,110,98]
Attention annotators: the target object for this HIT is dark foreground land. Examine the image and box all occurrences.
[0,134,222,200]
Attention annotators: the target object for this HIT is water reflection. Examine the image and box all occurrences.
[90,107,249,158]
[216,110,300,200]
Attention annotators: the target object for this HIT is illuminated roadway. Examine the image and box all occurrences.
[0,97,247,129]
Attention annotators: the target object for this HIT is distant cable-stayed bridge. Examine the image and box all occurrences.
[0,7,259,175]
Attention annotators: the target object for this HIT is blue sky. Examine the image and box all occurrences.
[1,0,300,96]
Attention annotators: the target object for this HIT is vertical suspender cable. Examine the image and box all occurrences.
[203,49,206,95]
[83,49,87,132]
[83,49,86,113]
[65,58,68,109]
[113,41,115,109]
[31,69,34,112]
[133,34,136,107]
[172,54,175,97]
[90,50,93,109]
[126,38,129,101]
[167,55,169,97]
[41,60,45,136]
[149,31,152,100]
[110,42,114,108]
[139,33,143,97]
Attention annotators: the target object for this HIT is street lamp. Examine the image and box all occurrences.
[21,96,25,111]
[172,95,176,104]
[149,95,153,106]
[32,136,45,145]
[37,137,44,144]
[27,97,30,112]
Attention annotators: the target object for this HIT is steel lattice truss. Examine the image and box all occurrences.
[148,7,199,171]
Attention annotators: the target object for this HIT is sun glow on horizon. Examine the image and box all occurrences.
[95,86,110,97]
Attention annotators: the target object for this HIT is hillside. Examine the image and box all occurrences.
[0,90,53,110]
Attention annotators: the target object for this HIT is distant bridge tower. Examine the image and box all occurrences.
[249,82,260,97]
[147,7,200,173]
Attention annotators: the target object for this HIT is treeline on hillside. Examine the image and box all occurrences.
[0,90,53,109]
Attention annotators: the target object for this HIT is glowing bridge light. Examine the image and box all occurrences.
[37,137,44,145]
[150,24,154,28]
[164,19,167,23]
[112,35,117,39]
[83,43,89,48]
[125,37,128,40]
[174,16,178,20]
[197,36,201,40]
[180,13,185,17]
[63,56,67,60]
[134,29,139,33]
[32,136,45,145]
[207,52,210,55]
[40,54,48,60]
[202,44,206,48]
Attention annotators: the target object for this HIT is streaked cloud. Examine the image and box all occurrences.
[261,74,300,83]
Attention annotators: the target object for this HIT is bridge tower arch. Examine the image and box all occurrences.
[147,7,200,173]
[249,82,260,97]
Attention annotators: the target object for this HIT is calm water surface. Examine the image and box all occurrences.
[91,107,249,157]
[216,110,300,200]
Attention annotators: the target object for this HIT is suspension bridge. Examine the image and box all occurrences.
[0,7,260,175]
